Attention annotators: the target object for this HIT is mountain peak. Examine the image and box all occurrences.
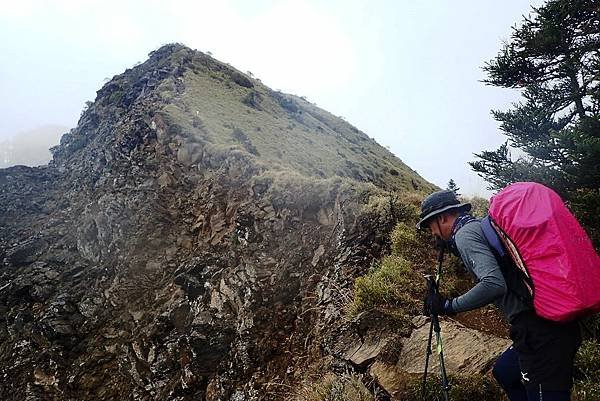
[51,43,433,193]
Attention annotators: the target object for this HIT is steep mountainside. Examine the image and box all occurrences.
[0,44,436,400]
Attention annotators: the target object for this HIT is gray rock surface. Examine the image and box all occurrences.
[368,316,511,399]
[396,316,511,375]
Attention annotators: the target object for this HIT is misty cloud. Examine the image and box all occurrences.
[0,125,66,168]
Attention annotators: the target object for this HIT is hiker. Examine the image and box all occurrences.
[417,189,582,401]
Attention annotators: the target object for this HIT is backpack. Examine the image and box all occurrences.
[480,182,600,322]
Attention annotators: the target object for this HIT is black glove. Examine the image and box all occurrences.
[423,292,455,316]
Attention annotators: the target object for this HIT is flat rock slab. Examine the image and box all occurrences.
[397,316,511,375]
[332,318,399,366]
[341,334,393,366]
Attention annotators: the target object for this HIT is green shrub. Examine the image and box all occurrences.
[388,204,473,297]
[390,220,440,273]
[569,189,600,250]
[362,195,421,230]
[362,194,388,213]
[348,255,423,318]
[573,382,600,401]
[574,382,600,401]
[296,374,374,401]
[462,196,490,218]
[573,340,600,401]
[391,222,426,261]
[575,340,600,382]
[394,200,421,225]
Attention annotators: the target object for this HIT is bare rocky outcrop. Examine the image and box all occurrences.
[0,44,417,401]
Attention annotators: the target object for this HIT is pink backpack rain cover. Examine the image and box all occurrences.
[489,182,600,322]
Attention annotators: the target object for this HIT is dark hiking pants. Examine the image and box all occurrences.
[492,312,581,401]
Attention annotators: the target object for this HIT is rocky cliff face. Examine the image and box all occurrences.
[0,44,438,400]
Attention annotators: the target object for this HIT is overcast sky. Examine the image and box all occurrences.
[0,0,542,196]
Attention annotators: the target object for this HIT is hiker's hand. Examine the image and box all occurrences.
[423,292,454,316]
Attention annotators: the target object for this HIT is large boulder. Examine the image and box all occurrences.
[396,316,511,375]
[370,316,511,397]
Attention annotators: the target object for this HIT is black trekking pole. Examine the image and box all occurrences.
[421,245,451,401]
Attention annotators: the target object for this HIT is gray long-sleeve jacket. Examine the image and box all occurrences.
[449,220,530,323]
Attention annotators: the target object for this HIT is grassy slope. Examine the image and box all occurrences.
[160,47,436,194]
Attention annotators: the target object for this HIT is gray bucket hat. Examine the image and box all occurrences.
[416,190,471,229]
